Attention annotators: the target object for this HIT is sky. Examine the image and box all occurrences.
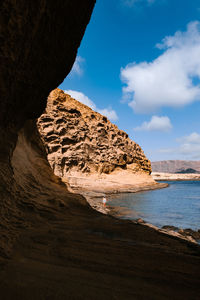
[59,0,200,162]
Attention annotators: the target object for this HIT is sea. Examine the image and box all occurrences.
[107,181,200,230]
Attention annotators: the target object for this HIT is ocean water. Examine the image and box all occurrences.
[107,181,200,230]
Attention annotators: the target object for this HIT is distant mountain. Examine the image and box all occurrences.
[152,160,200,173]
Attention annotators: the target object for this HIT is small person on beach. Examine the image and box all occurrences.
[103,196,107,207]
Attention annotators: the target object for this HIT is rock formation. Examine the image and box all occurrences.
[0,0,95,259]
[0,2,200,299]
[37,88,151,181]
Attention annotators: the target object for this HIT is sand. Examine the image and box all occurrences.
[63,169,168,193]
[152,172,200,181]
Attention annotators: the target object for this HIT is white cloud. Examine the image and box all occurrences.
[121,21,200,113]
[98,108,118,122]
[134,115,172,132]
[176,132,200,144]
[159,132,200,159]
[70,56,85,76]
[179,143,200,156]
[64,90,118,121]
[177,132,200,158]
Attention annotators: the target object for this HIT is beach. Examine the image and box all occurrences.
[68,175,200,245]
[152,172,200,181]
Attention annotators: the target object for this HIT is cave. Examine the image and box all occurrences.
[0,1,200,299]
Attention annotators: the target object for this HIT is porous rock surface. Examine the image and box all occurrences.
[0,2,200,299]
[38,88,151,179]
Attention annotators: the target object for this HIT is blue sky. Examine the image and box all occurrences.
[59,0,200,161]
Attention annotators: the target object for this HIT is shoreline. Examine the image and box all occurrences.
[71,181,168,214]
[152,172,200,181]
[71,181,200,244]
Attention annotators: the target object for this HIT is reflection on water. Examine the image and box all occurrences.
[107,181,200,230]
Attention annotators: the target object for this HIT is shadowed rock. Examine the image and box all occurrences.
[0,0,95,260]
[0,1,200,299]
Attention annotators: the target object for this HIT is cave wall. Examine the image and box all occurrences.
[0,0,96,258]
[0,0,95,153]
[0,3,200,299]
[0,0,96,126]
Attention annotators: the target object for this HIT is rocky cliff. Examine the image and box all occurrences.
[0,0,95,259]
[37,89,151,181]
[0,2,200,299]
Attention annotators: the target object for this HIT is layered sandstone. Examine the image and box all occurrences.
[0,0,95,260]
[0,2,200,299]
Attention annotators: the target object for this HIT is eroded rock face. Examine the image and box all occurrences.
[0,3,200,298]
[0,0,95,129]
[0,0,95,258]
[37,89,152,178]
